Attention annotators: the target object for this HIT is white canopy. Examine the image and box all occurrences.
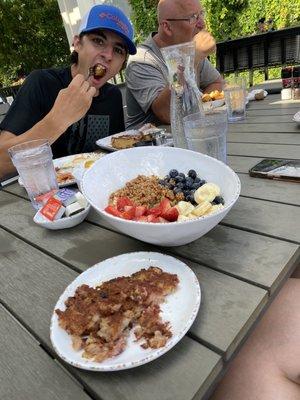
[56,0,132,47]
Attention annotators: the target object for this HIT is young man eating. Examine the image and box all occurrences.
[0,4,136,180]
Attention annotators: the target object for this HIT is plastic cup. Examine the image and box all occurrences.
[224,77,247,122]
[224,84,246,122]
[183,110,228,163]
[8,139,58,209]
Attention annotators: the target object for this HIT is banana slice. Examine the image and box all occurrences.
[187,213,198,220]
[206,204,224,215]
[176,201,195,216]
[192,201,212,217]
[177,215,190,222]
[194,183,221,204]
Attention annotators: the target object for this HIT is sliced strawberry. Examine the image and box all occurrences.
[158,217,169,223]
[147,206,161,217]
[135,205,147,218]
[116,197,134,211]
[161,206,179,222]
[122,206,136,220]
[159,198,171,214]
[135,215,148,222]
[104,205,123,218]
[146,214,161,223]
[124,205,135,212]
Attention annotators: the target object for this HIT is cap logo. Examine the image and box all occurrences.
[99,12,129,35]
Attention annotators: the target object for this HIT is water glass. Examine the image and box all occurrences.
[8,139,58,209]
[183,110,228,163]
[224,80,246,122]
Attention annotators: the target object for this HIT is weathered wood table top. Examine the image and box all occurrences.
[0,93,299,400]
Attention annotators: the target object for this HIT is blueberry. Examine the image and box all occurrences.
[178,172,186,179]
[194,177,201,184]
[188,169,197,179]
[183,190,190,198]
[175,175,185,183]
[176,182,184,189]
[213,196,225,205]
[169,169,178,178]
[159,179,166,186]
[192,182,201,190]
[185,177,194,189]
[173,187,182,194]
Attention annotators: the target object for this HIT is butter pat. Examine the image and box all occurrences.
[75,192,88,208]
[54,188,77,207]
[65,201,85,217]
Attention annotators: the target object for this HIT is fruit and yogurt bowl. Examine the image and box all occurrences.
[81,147,240,246]
[104,170,225,223]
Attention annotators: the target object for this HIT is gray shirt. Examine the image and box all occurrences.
[125,33,221,129]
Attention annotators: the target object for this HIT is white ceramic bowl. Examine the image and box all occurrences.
[34,204,90,230]
[81,147,240,246]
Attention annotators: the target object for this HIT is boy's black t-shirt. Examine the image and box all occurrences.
[0,67,125,158]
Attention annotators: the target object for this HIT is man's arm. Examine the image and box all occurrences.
[151,86,171,124]
[0,75,96,179]
[203,76,224,93]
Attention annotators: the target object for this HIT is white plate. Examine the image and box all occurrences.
[203,99,225,110]
[96,131,173,152]
[18,152,105,187]
[50,251,201,371]
[292,110,300,124]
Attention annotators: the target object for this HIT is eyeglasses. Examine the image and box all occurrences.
[166,11,205,25]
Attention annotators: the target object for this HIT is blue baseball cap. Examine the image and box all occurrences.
[78,4,137,55]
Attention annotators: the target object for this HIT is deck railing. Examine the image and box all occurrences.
[216,26,300,85]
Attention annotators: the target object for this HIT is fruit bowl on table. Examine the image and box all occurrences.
[81,147,240,247]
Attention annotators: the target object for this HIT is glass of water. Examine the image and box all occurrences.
[8,139,58,209]
[224,78,247,122]
[183,110,228,164]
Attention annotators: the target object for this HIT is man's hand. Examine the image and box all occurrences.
[193,31,216,66]
[48,74,96,131]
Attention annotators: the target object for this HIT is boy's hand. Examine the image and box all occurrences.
[49,74,96,130]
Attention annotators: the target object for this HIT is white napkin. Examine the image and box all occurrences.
[247,90,268,101]
[293,111,300,123]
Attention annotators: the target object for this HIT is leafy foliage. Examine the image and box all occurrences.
[129,0,158,43]
[0,0,69,85]
[128,0,300,42]
[128,0,299,84]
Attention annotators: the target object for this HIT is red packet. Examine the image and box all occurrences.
[40,197,65,221]
[35,189,58,206]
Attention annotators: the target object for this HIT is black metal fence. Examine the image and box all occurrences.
[0,84,22,103]
[216,26,300,85]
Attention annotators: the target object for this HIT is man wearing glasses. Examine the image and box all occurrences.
[125,0,223,128]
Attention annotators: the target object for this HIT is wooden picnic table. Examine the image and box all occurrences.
[0,93,299,400]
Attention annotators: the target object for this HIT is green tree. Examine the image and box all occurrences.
[0,0,69,85]
[129,0,158,42]
[129,0,300,42]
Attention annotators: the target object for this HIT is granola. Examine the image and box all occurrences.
[109,175,181,208]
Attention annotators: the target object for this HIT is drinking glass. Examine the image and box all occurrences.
[8,139,58,209]
[183,110,228,163]
[224,78,247,122]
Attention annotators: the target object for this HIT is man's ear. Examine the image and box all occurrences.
[160,21,173,37]
[73,35,81,51]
